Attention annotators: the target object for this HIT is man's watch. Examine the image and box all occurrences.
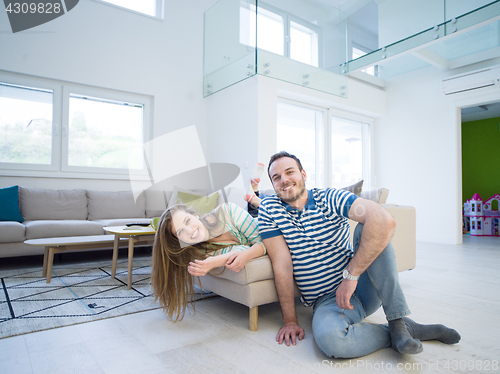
[343,269,360,281]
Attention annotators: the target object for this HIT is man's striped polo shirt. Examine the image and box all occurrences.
[258,188,358,307]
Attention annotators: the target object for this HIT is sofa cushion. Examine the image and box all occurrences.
[175,190,220,215]
[20,187,88,221]
[0,185,24,222]
[87,190,146,220]
[361,188,389,204]
[144,189,172,218]
[0,222,26,243]
[167,186,208,208]
[24,220,105,240]
[341,180,364,196]
[208,255,274,285]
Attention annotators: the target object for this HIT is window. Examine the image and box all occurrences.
[277,102,324,188]
[277,100,372,190]
[0,83,53,166]
[331,116,370,188]
[96,0,163,19]
[67,94,143,170]
[492,200,499,211]
[0,73,151,179]
[240,3,319,67]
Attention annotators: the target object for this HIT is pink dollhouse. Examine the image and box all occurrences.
[463,193,500,236]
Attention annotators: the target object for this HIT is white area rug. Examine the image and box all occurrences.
[0,258,216,339]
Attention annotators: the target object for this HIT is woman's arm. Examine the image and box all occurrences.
[187,252,234,277]
[223,203,267,253]
[225,242,266,272]
[188,242,265,276]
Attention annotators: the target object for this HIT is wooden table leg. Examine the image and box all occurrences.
[42,246,49,277]
[127,237,136,290]
[46,246,58,283]
[111,235,120,278]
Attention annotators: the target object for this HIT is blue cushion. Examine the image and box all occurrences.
[0,185,24,222]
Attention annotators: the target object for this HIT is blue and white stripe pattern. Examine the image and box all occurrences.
[258,188,358,307]
[212,202,265,255]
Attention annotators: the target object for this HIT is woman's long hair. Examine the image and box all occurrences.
[151,204,228,321]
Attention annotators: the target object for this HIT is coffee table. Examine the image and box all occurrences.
[25,235,124,283]
[104,226,156,289]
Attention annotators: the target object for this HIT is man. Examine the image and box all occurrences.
[258,151,460,358]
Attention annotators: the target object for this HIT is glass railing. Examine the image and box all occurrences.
[204,0,348,97]
[203,0,257,96]
[344,0,500,79]
[204,0,500,97]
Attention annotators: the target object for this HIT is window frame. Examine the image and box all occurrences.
[329,109,373,190]
[277,97,373,190]
[0,71,152,181]
[249,2,322,67]
[61,84,151,177]
[288,15,321,67]
[92,0,164,20]
[0,72,62,173]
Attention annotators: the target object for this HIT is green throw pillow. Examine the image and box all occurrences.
[150,217,160,231]
[176,191,219,215]
[0,185,24,222]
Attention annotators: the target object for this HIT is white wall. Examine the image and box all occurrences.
[376,64,500,244]
[206,75,260,185]
[0,0,217,190]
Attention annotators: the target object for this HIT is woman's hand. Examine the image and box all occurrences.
[225,251,250,273]
[187,258,215,277]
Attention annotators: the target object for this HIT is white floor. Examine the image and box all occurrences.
[1,236,499,374]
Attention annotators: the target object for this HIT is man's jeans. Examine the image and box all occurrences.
[311,223,411,358]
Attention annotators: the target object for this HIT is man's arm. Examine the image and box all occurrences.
[336,197,396,310]
[263,235,305,346]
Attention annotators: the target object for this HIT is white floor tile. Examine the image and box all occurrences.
[1,236,499,374]
[0,335,33,374]
[29,342,105,374]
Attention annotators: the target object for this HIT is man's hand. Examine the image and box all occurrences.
[276,322,305,346]
[335,279,358,310]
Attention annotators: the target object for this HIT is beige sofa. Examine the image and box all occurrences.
[0,185,237,258]
[199,188,416,331]
[0,186,159,259]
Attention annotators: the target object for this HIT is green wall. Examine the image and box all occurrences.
[462,117,500,203]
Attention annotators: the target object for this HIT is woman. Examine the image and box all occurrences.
[151,202,266,321]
